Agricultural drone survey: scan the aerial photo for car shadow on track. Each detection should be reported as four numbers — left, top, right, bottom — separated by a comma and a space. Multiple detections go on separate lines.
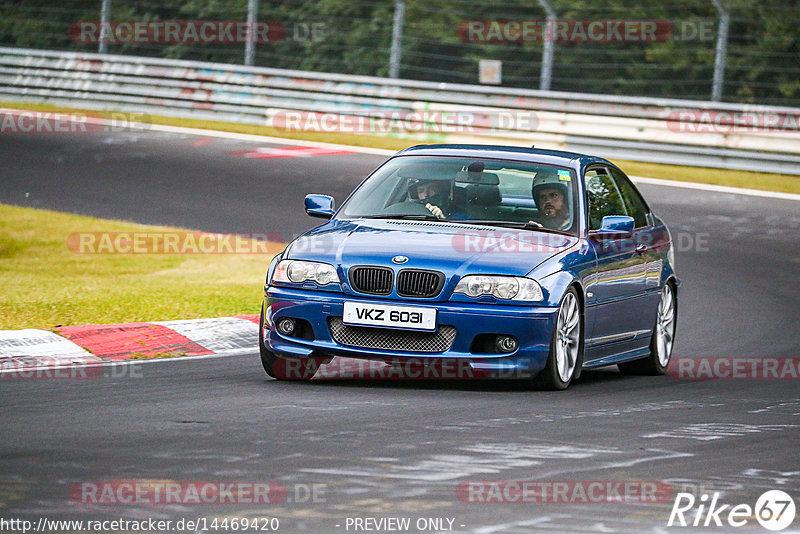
262, 367, 659, 393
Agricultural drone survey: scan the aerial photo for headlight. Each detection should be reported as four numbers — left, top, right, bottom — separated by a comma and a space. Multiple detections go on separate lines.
454, 275, 543, 301
272, 260, 340, 286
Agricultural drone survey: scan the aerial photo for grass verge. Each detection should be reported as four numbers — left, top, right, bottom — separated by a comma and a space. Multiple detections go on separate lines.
3, 101, 798, 194
0, 203, 279, 329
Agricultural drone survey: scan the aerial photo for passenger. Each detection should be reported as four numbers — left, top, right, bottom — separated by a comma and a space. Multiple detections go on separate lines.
531, 170, 571, 230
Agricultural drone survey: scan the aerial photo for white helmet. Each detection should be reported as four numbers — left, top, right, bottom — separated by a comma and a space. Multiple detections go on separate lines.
532, 168, 569, 210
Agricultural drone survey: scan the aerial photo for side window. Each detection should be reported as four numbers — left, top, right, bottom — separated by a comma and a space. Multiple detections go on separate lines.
585, 168, 627, 230
611, 168, 649, 228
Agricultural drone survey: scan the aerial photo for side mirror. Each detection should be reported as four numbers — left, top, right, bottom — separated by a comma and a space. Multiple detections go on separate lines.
304, 194, 335, 219
597, 215, 634, 234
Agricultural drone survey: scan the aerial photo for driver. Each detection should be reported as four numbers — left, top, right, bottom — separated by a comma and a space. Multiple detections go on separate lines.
531, 170, 571, 230
408, 178, 449, 219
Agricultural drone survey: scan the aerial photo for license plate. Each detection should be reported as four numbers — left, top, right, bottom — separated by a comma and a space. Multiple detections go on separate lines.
343, 302, 437, 331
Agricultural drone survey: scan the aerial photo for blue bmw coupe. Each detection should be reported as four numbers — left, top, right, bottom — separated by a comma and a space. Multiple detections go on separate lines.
260, 145, 678, 389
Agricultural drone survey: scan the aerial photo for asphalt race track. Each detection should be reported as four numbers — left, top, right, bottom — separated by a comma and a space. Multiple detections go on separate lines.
1, 128, 799, 533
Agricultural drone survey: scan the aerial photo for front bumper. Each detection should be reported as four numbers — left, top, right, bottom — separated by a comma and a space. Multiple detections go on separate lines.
263, 286, 559, 377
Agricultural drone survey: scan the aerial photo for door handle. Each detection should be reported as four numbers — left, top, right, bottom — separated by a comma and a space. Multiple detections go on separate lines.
635, 244, 647, 254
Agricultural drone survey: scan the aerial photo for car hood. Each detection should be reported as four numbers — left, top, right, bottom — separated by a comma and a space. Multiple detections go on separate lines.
285, 219, 578, 278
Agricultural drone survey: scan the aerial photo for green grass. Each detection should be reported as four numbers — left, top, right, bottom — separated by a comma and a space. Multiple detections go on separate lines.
0, 204, 279, 329
4, 100, 798, 194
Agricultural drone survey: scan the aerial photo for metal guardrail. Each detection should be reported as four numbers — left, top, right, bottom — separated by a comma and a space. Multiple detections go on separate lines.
2, 46, 799, 174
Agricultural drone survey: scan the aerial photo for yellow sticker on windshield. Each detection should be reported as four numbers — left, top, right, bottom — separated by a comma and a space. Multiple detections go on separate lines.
558, 170, 571, 181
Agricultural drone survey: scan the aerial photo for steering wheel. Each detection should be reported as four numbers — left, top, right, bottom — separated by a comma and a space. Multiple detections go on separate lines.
382, 201, 435, 216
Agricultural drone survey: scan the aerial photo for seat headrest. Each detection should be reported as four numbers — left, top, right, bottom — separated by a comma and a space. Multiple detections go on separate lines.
465, 184, 501, 206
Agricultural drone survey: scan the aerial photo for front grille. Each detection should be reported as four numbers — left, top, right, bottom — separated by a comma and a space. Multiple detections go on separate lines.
397, 269, 445, 298
328, 317, 456, 353
349, 266, 393, 295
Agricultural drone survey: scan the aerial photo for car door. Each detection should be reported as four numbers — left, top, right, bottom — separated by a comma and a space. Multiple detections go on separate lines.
610, 166, 666, 325
583, 166, 649, 360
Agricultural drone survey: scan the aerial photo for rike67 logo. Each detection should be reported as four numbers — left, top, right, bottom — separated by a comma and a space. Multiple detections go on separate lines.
668, 490, 796, 531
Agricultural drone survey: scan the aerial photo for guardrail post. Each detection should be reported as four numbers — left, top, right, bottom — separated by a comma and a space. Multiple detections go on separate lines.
536, 0, 556, 91
98, 0, 111, 54
389, 0, 405, 78
244, 0, 258, 66
711, 0, 729, 102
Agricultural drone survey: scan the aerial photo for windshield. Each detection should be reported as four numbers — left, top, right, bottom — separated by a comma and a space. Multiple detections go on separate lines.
339, 155, 578, 234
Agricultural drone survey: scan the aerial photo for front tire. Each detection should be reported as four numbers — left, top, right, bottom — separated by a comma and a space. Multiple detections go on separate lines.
259, 304, 319, 381
618, 283, 676, 376
532, 288, 583, 390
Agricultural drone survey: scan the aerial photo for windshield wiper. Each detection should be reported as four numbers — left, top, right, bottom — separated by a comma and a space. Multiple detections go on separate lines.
355, 216, 569, 234
359, 214, 450, 221
466, 220, 572, 234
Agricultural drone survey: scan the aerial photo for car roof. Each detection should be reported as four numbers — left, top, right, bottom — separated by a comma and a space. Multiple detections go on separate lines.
395, 144, 613, 169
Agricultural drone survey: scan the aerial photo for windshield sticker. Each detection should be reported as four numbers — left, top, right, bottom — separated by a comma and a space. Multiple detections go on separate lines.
558, 170, 571, 181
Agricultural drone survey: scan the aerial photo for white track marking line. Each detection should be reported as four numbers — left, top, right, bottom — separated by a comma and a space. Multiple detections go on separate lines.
4, 107, 797, 198
146, 121, 396, 155
630, 175, 800, 201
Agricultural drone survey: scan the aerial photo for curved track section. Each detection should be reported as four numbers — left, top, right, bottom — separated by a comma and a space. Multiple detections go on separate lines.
1, 129, 799, 533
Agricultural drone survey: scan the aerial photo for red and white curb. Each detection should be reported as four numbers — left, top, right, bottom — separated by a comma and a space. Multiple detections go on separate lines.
0, 315, 259, 375
0, 329, 103, 372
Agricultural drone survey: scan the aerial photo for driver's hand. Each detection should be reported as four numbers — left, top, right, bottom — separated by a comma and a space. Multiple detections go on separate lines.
526, 220, 543, 228
426, 203, 445, 219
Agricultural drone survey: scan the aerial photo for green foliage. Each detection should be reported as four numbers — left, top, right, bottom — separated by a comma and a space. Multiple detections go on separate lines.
0, 0, 797, 105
